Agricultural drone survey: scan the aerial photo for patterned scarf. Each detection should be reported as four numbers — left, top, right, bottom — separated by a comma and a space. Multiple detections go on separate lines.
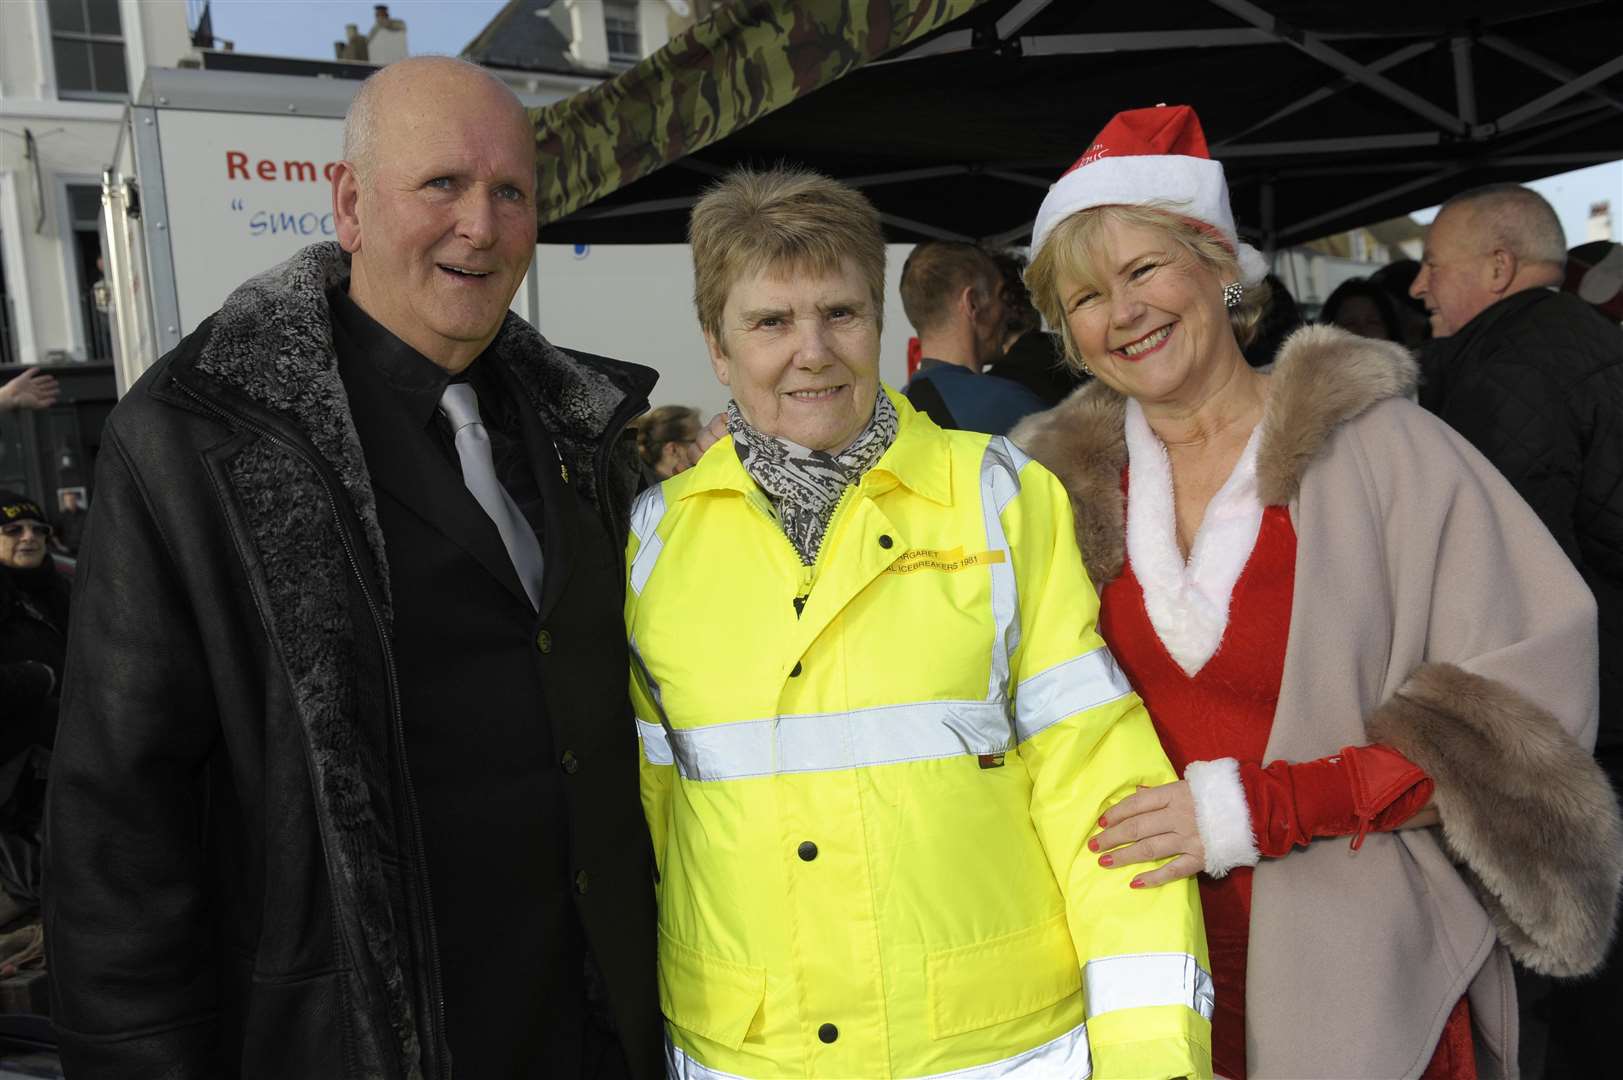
728, 391, 900, 565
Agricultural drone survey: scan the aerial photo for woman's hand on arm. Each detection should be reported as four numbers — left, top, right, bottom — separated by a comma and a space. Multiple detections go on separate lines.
1090, 781, 1206, 888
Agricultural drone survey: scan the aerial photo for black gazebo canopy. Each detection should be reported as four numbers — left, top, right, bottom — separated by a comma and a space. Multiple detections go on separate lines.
538, 0, 1623, 249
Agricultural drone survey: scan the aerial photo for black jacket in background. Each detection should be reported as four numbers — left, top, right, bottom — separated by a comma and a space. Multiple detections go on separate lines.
1420, 288, 1623, 749
44, 244, 661, 1079
0, 563, 69, 760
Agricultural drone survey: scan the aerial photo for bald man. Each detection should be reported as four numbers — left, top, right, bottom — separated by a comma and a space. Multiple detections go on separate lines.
46, 58, 661, 1079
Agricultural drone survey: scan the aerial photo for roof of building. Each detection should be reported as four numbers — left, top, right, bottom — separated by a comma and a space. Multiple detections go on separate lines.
463, 0, 607, 77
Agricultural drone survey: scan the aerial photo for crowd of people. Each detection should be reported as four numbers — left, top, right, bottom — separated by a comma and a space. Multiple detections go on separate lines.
0, 52, 1617, 1080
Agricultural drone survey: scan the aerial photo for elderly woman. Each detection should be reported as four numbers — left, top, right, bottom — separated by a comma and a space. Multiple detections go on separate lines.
625, 167, 1212, 1078
1012, 105, 1622, 1079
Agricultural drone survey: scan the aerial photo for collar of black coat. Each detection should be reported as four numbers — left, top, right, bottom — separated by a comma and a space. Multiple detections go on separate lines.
189, 241, 655, 533
1010, 324, 1417, 588
1419, 287, 1573, 407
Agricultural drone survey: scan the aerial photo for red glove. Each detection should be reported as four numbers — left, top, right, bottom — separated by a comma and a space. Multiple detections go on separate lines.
1241, 744, 1434, 858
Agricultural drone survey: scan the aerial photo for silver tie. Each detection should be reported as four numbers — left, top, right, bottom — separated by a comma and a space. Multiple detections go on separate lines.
439, 382, 545, 610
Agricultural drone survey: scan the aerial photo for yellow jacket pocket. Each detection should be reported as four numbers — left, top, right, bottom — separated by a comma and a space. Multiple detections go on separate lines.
658, 929, 766, 1051
926, 912, 1081, 1039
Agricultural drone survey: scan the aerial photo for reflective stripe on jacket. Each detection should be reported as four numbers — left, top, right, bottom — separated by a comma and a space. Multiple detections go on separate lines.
626, 390, 1212, 1079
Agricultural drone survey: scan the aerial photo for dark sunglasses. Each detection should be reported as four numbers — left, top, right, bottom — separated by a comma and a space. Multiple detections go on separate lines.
0, 522, 52, 539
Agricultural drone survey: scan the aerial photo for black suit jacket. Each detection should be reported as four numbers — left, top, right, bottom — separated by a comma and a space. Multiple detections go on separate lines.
339, 322, 639, 1075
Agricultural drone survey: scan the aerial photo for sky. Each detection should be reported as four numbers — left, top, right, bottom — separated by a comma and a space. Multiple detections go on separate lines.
206, 0, 507, 63
203, 0, 1622, 248
1413, 160, 1623, 247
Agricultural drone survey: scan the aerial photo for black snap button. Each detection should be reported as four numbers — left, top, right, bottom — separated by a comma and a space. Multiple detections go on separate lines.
818, 1023, 838, 1043
574, 870, 589, 894
790, 662, 802, 678
797, 841, 818, 861
536, 629, 553, 654
877, 534, 893, 549
561, 750, 580, 774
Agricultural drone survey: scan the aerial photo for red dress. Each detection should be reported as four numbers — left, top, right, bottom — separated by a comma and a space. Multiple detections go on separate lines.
1099, 499, 1474, 1079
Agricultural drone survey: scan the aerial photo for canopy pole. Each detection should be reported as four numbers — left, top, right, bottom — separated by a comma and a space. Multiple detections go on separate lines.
1207, 0, 1468, 136
1494, 51, 1623, 132
1480, 37, 1623, 117
1275, 107, 1618, 243
1212, 41, 1434, 148
1260, 180, 1277, 270
1451, 36, 1478, 127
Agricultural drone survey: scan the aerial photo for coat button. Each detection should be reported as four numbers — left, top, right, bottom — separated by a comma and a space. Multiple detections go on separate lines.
574, 870, 589, 894
877, 534, 893, 549
790, 661, 802, 678
797, 841, 817, 861
536, 629, 553, 653
818, 1023, 838, 1043
561, 750, 579, 774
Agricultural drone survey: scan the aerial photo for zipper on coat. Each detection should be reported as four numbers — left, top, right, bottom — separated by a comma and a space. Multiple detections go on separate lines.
174, 379, 448, 1080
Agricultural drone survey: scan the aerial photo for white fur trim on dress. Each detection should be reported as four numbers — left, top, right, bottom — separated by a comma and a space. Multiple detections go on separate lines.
1185, 758, 1260, 878
1124, 398, 1264, 677
1031, 154, 1267, 285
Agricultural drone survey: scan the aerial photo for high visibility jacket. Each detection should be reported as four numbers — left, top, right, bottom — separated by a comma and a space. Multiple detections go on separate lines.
626, 390, 1212, 1079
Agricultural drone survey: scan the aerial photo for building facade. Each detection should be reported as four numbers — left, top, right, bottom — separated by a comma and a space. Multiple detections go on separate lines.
0, 0, 193, 366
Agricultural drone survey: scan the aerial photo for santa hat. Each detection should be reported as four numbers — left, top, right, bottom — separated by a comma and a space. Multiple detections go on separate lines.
1031, 104, 1268, 285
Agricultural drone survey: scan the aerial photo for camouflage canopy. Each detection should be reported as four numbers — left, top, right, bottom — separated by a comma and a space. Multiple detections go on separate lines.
532, 0, 989, 226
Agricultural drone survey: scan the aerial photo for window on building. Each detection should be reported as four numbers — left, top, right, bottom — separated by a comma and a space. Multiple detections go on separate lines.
604, 1, 640, 65
49, 0, 129, 100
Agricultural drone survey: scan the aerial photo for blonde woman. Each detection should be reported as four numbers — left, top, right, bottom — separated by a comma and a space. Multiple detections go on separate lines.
1013, 104, 1621, 1078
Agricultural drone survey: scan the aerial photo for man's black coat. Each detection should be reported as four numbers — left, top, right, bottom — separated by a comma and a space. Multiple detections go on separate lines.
44, 244, 661, 1079
1421, 287, 1623, 750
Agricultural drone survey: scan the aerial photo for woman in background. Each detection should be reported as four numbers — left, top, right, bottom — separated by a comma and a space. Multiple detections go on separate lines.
1319, 276, 1407, 343
632, 404, 701, 483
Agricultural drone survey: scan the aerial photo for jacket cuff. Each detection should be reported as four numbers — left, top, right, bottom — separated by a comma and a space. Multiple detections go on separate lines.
1369, 661, 1623, 977
1185, 758, 1260, 878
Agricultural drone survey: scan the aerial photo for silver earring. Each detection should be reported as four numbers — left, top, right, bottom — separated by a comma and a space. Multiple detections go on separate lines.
1222, 281, 1244, 309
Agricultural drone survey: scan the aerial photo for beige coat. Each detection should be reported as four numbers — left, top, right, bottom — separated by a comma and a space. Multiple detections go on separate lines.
1013, 326, 1623, 1079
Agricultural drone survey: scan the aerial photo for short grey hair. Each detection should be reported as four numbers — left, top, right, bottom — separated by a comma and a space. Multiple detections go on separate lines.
342, 55, 527, 182
1440, 183, 1568, 269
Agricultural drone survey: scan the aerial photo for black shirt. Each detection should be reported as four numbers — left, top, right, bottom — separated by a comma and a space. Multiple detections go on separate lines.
330, 288, 587, 1077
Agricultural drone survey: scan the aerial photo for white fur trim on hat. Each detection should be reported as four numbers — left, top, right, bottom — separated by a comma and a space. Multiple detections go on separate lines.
1185, 757, 1260, 878
1032, 154, 1268, 285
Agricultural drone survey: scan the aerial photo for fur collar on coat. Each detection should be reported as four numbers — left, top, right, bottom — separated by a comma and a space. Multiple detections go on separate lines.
1010, 324, 1417, 589
191, 241, 653, 617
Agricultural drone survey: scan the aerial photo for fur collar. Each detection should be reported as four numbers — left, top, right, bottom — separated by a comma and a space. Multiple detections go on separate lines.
190, 242, 654, 612
1011, 325, 1417, 588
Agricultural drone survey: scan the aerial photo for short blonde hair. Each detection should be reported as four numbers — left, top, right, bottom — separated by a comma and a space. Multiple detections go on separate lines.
1025, 204, 1269, 370
688, 167, 887, 340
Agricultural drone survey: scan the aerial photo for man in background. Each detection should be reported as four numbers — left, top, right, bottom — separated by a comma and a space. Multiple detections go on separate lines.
901, 241, 1048, 434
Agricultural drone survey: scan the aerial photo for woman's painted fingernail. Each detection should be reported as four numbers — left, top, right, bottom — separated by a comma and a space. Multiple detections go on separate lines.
1129, 878, 1145, 889
1098, 816, 1108, 828
1098, 854, 1114, 867
1087, 837, 1099, 852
